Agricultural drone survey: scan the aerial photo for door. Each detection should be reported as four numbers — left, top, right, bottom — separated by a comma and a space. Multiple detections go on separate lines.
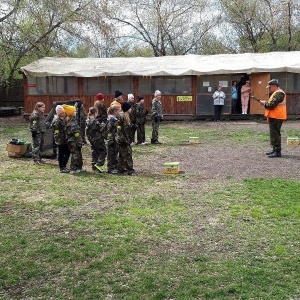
249, 73, 270, 115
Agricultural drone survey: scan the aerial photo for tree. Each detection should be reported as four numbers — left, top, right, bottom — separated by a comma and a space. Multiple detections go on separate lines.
110, 0, 220, 56
219, 0, 300, 53
0, 0, 93, 83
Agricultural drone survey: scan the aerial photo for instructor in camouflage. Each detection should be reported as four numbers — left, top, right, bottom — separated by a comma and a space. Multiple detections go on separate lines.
260, 79, 287, 158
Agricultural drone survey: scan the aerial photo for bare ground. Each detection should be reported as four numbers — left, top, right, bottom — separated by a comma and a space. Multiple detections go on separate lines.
1, 117, 300, 182
136, 120, 300, 182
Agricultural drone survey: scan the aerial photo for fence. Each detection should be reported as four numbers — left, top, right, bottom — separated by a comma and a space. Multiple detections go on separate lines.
0, 79, 24, 107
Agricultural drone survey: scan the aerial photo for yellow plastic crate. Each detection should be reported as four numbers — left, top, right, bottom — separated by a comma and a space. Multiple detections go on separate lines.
287, 137, 300, 146
163, 162, 180, 174
189, 136, 200, 144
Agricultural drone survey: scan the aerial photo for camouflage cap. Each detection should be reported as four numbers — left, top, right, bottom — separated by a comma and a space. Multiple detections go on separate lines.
266, 79, 279, 88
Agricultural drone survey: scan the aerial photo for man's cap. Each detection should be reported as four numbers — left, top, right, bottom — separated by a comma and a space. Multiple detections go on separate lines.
267, 79, 279, 88
137, 96, 144, 102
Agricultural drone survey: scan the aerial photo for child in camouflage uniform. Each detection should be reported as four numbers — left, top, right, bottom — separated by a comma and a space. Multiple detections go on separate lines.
135, 96, 148, 144
106, 105, 121, 174
79, 106, 87, 144
127, 93, 137, 144
51, 105, 70, 173
116, 102, 137, 175
151, 90, 163, 144
63, 104, 85, 174
29, 102, 46, 164
94, 93, 108, 121
86, 107, 107, 173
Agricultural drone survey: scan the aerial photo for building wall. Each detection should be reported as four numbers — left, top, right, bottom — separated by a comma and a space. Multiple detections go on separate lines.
23, 73, 300, 116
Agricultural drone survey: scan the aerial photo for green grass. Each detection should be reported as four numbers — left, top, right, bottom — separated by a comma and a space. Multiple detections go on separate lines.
0, 121, 300, 299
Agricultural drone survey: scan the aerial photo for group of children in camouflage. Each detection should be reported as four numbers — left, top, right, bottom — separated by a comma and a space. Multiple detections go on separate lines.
29, 89, 164, 175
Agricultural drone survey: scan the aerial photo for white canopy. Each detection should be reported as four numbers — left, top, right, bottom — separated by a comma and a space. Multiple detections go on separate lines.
20, 51, 300, 77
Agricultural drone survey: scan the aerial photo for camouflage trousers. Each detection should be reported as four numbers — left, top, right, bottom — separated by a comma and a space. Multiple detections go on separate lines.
137, 124, 146, 144
32, 133, 44, 161
107, 140, 118, 172
90, 138, 107, 166
68, 141, 83, 171
151, 119, 160, 142
131, 127, 137, 143
118, 143, 133, 173
268, 118, 283, 151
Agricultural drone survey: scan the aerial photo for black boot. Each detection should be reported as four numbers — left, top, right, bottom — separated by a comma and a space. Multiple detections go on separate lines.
265, 150, 275, 155
268, 151, 281, 158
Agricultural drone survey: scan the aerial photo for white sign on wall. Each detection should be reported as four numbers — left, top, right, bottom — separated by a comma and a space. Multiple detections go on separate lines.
219, 81, 228, 87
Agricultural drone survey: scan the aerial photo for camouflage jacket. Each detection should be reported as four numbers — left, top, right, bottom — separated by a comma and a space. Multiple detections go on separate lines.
151, 98, 163, 119
135, 104, 148, 125
116, 113, 131, 145
106, 115, 118, 142
86, 117, 106, 142
29, 110, 46, 133
129, 102, 137, 124
51, 115, 67, 145
65, 116, 82, 143
96, 102, 108, 122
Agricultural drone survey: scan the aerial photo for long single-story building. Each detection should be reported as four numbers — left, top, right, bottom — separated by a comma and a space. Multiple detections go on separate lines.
20, 52, 300, 118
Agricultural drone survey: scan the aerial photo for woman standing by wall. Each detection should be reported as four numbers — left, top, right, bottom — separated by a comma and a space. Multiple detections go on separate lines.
241, 80, 251, 114
212, 85, 226, 122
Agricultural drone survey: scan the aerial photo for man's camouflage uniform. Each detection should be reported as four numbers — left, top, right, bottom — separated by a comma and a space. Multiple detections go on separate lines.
86, 117, 107, 170
151, 97, 163, 143
96, 102, 108, 121
65, 116, 83, 171
116, 113, 135, 174
135, 103, 148, 144
264, 91, 285, 153
51, 115, 70, 170
106, 114, 119, 173
29, 110, 46, 162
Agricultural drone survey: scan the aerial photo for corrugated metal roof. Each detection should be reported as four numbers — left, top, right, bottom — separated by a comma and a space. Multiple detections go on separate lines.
20, 51, 300, 77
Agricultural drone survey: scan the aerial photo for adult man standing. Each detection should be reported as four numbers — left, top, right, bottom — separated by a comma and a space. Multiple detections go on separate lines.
151, 90, 163, 144
260, 79, 287, 158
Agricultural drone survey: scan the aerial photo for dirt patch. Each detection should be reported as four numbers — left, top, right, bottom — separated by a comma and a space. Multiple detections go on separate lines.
2, 117, 300, 181
138, 121, 300, 181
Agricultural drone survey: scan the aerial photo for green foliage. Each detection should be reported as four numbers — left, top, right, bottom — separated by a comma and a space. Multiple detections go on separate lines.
1, 121, 300, 299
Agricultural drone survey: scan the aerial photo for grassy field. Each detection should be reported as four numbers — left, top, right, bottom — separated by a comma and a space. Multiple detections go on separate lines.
0, 120, 300, 300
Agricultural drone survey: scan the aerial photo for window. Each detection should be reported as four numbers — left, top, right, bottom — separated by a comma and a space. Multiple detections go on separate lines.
83, 77, 133, 95
83, 78, 107, 95
272, 73, 300, 93
107, 77, 133, 95
27, 76, 78, 95
138, 76, 191, 95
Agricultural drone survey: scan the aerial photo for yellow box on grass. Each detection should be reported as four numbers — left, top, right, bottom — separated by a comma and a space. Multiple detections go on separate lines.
163, 162, 180, 174
189, 137, 200, 144
287, 137, 300, 146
